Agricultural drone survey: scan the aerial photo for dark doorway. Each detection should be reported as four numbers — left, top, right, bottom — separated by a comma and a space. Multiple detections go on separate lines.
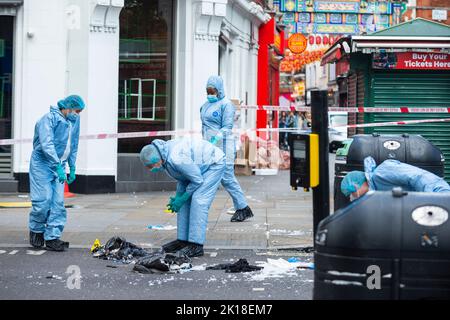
0, 15, 13, 177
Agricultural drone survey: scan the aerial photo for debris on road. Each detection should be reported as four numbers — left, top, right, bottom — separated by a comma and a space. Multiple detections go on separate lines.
91, 236, 157, 263
133, 253, 192, 274
91, 236, 192, 274
246, 258, 313, 281
206, 258, 262, 273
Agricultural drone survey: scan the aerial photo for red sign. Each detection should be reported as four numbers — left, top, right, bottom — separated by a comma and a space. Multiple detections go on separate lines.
372, 52, 450, 70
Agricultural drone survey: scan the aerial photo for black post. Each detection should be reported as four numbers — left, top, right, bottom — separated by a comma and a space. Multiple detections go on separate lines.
311, 90, 330, 244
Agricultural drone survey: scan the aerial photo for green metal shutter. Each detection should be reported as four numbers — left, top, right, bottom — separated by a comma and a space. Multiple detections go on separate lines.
367, 71, 450, 182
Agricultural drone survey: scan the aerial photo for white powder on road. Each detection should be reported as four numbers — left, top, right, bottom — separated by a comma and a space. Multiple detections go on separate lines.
245, 258, 303, 281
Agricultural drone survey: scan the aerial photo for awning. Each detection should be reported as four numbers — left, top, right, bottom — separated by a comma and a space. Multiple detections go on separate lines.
321, 37, 351, 66
352, 36, 450, 53
321, 45, 342, 66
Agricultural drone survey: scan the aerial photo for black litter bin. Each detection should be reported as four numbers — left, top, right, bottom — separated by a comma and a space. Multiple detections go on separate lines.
334, 133, 445, 211
314, 189, 450, 300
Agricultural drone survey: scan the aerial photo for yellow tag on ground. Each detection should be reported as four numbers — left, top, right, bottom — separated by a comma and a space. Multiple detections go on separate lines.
91, 239, 101, 252
0, 202, 32, 208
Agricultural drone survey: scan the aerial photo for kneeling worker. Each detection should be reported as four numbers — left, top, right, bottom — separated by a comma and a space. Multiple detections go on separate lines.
140, 138, 225, 257
341, 156, 450, 201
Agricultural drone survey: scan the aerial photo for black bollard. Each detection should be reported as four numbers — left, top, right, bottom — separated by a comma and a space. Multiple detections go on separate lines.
311, 90, 330, 245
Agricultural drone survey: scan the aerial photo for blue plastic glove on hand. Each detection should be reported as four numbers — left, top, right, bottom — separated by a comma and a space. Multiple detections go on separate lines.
56, 164, 67, 184
166, 192, 183, 212
167, 192, 191, 213
67, 166, 76, 185
210, 135, 221, 145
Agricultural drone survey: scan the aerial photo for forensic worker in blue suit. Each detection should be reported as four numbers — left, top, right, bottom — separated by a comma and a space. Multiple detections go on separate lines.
341, 156, 450, 201
140, 138, 226, 257
200, 75, 254, 222
29, 95, 85, 251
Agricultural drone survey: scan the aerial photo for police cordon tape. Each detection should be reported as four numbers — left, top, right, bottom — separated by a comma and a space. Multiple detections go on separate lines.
130, 105, 450, 113
1, 118, 450, 146
236, 105, 450, 113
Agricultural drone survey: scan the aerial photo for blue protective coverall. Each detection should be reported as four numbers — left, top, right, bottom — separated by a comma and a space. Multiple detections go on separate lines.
364, 156, 450, 193
29, 106, 79, 241
200, 75, 248, 211
152, 138, 226, 245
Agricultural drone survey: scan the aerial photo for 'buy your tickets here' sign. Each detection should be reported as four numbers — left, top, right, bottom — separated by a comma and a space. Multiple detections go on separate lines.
372, 52, 450, 70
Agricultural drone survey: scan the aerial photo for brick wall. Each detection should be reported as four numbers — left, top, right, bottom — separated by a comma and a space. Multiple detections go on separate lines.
404, 0, 450, 25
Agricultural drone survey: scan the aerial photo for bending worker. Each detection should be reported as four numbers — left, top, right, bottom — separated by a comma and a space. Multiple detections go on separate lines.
341, 156, 450, 201
140, 137, 225, 258
29, 95, 85, 251
200, 75, 254, 222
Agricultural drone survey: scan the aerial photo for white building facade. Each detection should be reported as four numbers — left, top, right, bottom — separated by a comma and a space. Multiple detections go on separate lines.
0, 0, 269, 193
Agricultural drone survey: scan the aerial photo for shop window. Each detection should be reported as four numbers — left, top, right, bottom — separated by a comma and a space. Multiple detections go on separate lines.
118, 0, 173, 153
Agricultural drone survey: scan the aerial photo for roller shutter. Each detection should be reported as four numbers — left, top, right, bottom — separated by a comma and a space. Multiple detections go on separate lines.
367, 71, 450, 182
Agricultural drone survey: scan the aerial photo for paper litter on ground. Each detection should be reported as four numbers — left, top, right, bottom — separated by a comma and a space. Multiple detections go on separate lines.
147, 224, 177, 231
245, 258, 313, 281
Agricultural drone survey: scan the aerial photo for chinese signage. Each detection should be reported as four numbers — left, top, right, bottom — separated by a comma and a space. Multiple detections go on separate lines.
288, 33, 307, 54
372, 52, 450, 70
279, 0, 392, 14
277, 1, 398, 36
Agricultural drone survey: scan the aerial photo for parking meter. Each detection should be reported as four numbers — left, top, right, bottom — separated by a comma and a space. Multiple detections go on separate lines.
288, 133, 319, 191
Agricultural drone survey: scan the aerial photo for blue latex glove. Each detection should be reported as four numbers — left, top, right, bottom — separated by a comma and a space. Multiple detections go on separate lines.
166, 192, 183, 212
67, 166, 76, 185
56, 163, 67, 184
210, 135, 221, 145
167, 192, 191, 213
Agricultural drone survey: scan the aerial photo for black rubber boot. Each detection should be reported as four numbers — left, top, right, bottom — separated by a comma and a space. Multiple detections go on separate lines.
162, 239, 188, 253
230, 206, 254, 222
175, 242, 204, 258
45, 239, 66, 252
29, 231, 44, 248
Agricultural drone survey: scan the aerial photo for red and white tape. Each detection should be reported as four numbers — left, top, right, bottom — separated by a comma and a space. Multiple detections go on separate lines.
2, 118, 450, 146
237, 105, 450, 113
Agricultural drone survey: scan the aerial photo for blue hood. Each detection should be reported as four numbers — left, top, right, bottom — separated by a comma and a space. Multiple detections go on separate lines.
50, 105, 66, 120
151, 139, 169, 163
206, 75, 225, 100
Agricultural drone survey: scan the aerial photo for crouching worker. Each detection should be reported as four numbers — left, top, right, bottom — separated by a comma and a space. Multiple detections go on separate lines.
140, 138, 226, 257
29, 95, 85, 251
341, 156, 450, 201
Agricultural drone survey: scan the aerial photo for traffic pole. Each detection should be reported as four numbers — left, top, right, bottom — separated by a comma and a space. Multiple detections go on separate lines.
311, 90, 330, 244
